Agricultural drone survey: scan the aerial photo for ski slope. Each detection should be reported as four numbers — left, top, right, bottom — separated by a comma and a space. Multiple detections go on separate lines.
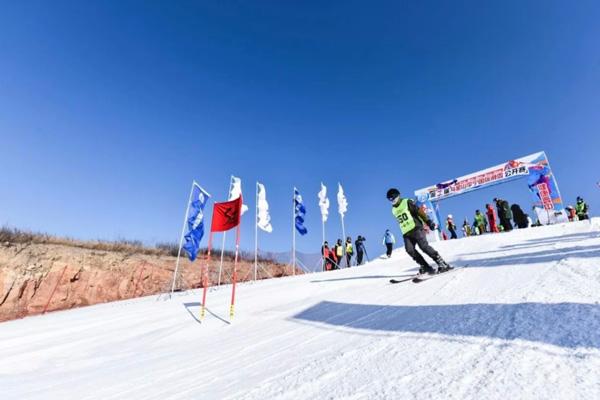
2, 220, 600, 400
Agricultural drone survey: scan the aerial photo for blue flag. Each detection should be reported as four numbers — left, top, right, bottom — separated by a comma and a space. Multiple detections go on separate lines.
294, 188, 308, 235
183, 184, 211, 261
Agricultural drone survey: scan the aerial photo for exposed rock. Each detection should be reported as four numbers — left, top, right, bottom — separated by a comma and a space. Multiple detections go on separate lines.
0, 242, 294, 322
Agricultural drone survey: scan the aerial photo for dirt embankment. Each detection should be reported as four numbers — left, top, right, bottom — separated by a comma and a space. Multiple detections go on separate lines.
0, 241, 292, 322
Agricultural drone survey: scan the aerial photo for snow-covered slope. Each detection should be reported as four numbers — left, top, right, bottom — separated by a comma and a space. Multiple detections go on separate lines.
2, 220, 600, 400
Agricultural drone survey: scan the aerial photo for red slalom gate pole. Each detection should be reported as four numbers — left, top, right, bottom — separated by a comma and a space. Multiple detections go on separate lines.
230, 225, 241, 320
200, 232, 214, 320
43, 265, 68, 315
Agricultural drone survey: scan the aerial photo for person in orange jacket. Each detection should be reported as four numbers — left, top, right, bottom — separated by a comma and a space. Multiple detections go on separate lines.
321, 241, 339, 271
486, 203, 500, 233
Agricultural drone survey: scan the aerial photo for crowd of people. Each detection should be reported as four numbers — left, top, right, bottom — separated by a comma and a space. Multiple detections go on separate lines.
320, 194, 590, 272
453, 197, 528, 237
447, 196, 590, 239
321, 235, 367, 271
566, 196, 589, 221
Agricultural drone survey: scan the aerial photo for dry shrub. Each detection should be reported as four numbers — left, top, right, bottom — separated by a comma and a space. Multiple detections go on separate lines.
0, 226, 273, 263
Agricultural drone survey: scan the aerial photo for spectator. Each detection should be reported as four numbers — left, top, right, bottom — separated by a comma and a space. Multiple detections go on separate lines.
576, 196, 589, 220
355, 236, 367, 265
334, 239, 344, 267
446, 215, 458, 239
472, 219, 480, 235
462, 218, 472, 237
494, 198, 513, 231
382, 229, 395, 258
510, 203, 530, 228
474, 209, 487, 234
486, 203, 500, 233
345, 237, 353, 267
321, 241, 336, 271
566, 205, 578, 222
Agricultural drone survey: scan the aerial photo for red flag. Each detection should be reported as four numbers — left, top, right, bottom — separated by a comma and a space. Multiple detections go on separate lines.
211, 197, 242, 232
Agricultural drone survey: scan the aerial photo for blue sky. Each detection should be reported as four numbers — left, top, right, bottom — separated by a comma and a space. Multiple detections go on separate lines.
1, 1, 599, 256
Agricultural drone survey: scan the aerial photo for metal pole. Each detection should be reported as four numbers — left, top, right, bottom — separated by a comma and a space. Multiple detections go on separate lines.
230, 224, 241, 320
292, 187, 296, 276
341, 215, 346, 267
217, 234, 226, 286
322, 217, 325, 249
218, 175, 234, 286
200, 232, 214, 320
321, 216, 325, 272
170, 180, 195, 296
543, 151, 566, 224
254, 183, 259, 281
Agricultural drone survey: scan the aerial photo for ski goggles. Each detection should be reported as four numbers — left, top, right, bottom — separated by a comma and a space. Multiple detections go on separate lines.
388, 195, 401, 205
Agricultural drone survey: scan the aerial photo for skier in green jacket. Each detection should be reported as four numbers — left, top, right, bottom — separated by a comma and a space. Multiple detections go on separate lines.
386, 188, 452, 275
576, 196, 589, 220
474, 210, 487, 234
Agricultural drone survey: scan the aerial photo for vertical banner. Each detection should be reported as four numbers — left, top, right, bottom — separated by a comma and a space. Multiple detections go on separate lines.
170, 181, 211, 297
293, 188, 307, 275
415, 194, 441, 242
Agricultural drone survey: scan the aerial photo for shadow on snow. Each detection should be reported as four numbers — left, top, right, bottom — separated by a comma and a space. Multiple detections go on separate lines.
183, 302, 231, 325
461, 244, 600, 268
292, 301, 600, 349
310, 274, 414, 283
459, 231, 599, 256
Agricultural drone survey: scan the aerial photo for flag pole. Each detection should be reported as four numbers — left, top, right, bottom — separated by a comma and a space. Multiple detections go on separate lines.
341, 214, 347, 267
321, 183, 326, 245
217, 234, 226, 286
254, 181, 258, 282
230, 223, 241, 320
170, 180, 196, 297
321, 216, 325, 272
339, 182, 347, 268
200, 231, 214, 320
218, 175, 234, 286
292, 187, 296, 276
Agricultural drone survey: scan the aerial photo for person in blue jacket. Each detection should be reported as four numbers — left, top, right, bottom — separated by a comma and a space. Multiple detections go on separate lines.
382, 229, 395, 258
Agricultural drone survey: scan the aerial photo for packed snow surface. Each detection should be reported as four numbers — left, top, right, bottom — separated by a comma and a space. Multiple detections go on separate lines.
2, 220, 600, 399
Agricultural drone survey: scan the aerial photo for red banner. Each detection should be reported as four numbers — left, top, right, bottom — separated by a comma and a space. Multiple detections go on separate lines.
210, 197, 242, 232
537, 183, 554, 210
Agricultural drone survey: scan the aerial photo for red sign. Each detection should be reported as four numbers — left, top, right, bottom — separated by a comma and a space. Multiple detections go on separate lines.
537, 183, 554, 210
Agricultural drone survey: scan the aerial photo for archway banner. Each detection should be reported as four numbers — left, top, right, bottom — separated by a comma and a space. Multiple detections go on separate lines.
415, 151, 565, 225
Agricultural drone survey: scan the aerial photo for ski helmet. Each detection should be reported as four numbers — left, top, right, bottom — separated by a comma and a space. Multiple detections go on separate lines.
448, 214, 453, 219
386, 188, 400, 201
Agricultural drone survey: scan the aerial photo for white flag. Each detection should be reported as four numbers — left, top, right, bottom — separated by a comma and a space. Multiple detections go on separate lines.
229, 176, 249, 215
257, 183, 273, 233
337, 183, 348, 217
318, 183, 330, 222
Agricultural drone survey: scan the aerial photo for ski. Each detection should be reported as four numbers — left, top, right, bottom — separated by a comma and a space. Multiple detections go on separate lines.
389, 277, 416, 284
412, 265, 467, 283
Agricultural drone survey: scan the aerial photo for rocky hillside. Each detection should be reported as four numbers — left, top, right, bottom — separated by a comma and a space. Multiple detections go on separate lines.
0, 240, 292, 322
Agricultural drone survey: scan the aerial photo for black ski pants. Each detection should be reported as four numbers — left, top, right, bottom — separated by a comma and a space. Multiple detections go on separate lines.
356, 251, 364, 265
403, 229, 441, 268
500, 217, 513, 231
385, 243, 393, 257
